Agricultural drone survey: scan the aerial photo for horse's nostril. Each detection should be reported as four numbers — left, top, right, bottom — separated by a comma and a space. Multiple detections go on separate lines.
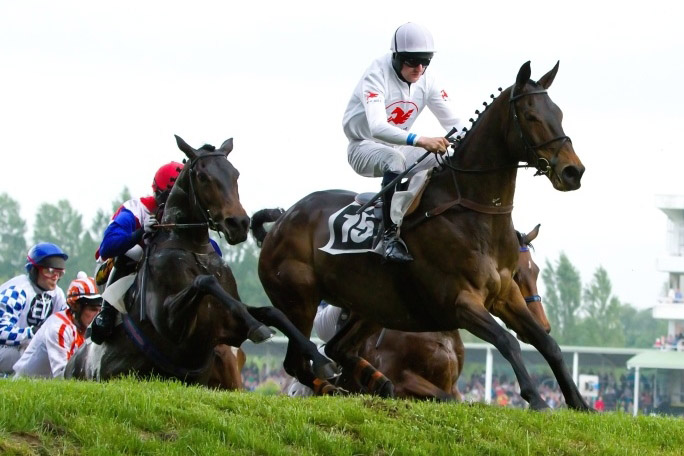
562, 165, 584, 187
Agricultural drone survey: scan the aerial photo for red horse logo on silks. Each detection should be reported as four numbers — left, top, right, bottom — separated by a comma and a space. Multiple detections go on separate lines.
365, 91, 379, 102
441, 89, 449, 101
387, 107, 414, 125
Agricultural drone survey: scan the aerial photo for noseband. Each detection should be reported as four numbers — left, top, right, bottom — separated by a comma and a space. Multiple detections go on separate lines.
509, 88, 571, 177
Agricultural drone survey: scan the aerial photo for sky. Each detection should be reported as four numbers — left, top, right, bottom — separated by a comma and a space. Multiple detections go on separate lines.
1, 0, 683, 310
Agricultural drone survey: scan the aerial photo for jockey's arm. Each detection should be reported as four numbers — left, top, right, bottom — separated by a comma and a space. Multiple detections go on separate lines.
99, 209, 144, 260
0, 289, 32, 346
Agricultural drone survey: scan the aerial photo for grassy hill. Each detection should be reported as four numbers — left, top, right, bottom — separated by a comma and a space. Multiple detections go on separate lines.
1, 377, 682, 455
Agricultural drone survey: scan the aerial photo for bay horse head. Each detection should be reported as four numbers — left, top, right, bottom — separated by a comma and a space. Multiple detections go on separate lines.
514, 224, 551, 341
171, 135, 250, 244
508, 61, 584, 191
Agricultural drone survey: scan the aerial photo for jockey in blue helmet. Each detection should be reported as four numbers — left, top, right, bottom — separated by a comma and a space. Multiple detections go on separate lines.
0, 242, 68, 374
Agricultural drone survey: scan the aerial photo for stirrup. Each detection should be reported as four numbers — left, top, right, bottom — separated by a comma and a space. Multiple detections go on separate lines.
382, 229, 413, 263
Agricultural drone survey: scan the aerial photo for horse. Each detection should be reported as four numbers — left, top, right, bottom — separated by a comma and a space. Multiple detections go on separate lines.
65, 136, 334, 384
254, 61, 590, 411
207, 345, 247, 390
346, 224, 547, 401
254, 217, 544, 401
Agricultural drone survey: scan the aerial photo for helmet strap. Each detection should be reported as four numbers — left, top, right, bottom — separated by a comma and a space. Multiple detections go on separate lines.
391, 53, 410, 85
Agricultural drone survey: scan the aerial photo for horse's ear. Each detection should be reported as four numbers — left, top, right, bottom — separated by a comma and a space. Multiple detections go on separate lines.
537, 61, 559, 89
219, 138, 234, 156
175, 135, 197, 160
514, 61, 532, 94
524, 223, 541, 244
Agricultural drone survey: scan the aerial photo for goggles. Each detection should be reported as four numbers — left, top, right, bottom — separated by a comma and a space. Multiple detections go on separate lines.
402, 57, 431, 68
40, 267, 65, 278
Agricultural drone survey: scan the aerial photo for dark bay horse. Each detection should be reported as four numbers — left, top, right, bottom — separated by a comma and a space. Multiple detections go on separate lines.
254, 216, 544, 401
65, 136, 333, 384
256, 61, 590, 410
345, 224, 547, 401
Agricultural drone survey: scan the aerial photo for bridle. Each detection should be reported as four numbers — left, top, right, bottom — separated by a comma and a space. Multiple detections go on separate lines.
437, 85, 571, 178
509, 87, 571, 177
156, 151, 228, 233
518, 244, 542, 305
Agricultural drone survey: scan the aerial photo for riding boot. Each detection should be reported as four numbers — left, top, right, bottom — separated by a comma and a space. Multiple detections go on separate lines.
90, 257, 130, 344
90, 300, 117, 344
380, 172, 413, 263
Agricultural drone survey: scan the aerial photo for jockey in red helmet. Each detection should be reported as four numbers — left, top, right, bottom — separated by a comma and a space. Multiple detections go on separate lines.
92, 160, 224, 344
92, 162, 182, 344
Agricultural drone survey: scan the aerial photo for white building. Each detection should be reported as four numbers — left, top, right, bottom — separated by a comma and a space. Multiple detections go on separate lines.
653, 194, 684, 343
627, 195, 684, 416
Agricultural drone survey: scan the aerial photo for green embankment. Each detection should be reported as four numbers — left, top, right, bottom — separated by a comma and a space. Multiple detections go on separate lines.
1, 377, 682, 455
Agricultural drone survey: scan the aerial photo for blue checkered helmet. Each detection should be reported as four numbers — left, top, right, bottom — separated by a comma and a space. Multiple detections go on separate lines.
25, 242, 68, 272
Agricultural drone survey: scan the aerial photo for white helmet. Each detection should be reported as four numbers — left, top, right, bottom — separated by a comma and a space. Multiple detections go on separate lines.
390, 22, 435, 53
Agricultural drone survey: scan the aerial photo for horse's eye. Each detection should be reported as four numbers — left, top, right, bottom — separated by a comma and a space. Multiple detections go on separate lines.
197, 172, 209, 183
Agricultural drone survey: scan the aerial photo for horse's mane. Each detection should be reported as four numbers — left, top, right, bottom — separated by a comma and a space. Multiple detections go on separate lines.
199, 144, 216, 151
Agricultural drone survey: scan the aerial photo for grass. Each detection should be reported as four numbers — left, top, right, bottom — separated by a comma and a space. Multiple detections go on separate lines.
1, 377, 682, 455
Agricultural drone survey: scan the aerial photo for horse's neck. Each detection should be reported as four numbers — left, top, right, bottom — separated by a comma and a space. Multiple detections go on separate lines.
437, 90, 519, 206
161, 185, 211, 244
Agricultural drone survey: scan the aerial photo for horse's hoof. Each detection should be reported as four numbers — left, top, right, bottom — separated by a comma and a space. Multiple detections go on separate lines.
313, 360, 339, 380
376, 379, 395, 398
248, 325, 274, 344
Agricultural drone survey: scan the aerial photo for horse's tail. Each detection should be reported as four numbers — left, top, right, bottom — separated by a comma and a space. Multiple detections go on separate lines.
250, 208, 286, 246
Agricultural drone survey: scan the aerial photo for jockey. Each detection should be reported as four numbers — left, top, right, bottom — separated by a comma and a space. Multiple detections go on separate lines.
342, 22, 466, 263
13, 272, 102, 378
91, 161, 183, 344
0, 242, 68, 374
91, 161, 223, 343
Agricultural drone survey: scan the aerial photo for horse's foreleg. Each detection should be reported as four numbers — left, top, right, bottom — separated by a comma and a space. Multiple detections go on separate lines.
325, 315, 394, 398
456, 290, 549, 410
164, 275, 273, 343
245, 306, 337, 380
493, 288, 593, 412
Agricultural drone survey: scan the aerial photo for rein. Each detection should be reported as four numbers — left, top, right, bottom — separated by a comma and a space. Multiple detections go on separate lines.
409, 85, 571, 223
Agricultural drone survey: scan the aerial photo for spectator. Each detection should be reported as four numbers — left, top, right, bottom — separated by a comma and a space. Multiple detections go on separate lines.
594, 395, 605, 412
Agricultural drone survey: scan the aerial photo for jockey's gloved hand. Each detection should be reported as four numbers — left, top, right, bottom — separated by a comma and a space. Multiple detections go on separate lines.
144, 215, 158, 234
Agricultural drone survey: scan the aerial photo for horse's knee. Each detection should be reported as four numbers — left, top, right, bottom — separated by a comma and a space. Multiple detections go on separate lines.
193, 274, 218, 291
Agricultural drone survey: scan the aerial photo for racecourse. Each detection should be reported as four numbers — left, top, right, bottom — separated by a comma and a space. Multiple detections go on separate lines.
0, 377, 682, 455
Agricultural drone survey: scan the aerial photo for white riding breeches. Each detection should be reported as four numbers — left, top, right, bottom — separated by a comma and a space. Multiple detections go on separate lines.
347, 139, 439, 178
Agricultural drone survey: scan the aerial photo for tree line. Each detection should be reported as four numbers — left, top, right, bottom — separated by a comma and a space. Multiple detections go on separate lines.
0, 191, 664, 348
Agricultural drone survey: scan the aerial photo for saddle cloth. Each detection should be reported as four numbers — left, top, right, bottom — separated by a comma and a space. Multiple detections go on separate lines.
319, 169, 431, 255
101, 274, 136, 315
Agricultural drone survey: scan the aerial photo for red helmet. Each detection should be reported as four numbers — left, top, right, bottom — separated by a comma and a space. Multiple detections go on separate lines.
152, 162, 183, 193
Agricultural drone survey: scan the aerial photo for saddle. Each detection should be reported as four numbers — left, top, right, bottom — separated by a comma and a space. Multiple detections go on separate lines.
319, 170, 432, 256
354, 168, 432, 227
